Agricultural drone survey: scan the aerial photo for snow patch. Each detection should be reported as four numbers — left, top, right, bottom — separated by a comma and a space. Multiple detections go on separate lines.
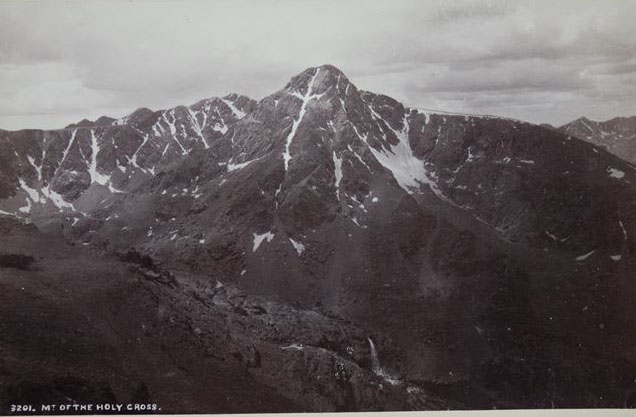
362, 114, 443, 198
162, 111, 188, 155
608, 168, 625, 179
610, 254, 622, 261
253, 231, 275, 252
575, 250, 596, 262
289, 237, 305, 255
332, 151, 343, 201
228, 157, 260, 172
221, 98, 246, 119
19, 179, 40, 203
88, 130, 123, 193
41, 185, 75, 210
545, 231, 558, 241
283, 68, 323, 170
619, 220, 628, 240
18, 198, 31, 213
282, 344, 305, 351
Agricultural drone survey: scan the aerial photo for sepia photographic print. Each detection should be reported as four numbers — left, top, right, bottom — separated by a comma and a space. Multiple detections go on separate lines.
1, 0, 636, 414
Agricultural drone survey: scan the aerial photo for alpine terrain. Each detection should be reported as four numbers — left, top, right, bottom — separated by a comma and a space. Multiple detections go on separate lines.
558, 115, 636, 165
1, 65, 635, 412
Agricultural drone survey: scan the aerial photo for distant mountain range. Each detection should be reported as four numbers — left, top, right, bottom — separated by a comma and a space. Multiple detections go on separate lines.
1, 65, 635, 411
555, 116, 636, 164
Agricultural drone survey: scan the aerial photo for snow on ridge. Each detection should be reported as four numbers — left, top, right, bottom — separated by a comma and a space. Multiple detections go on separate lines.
253, 231, 275, 252
408, 106, 524, 124
221, 98, 247, 119
289, 237, 305, 255
283, 68, 324, 171
332, 151, 343, 201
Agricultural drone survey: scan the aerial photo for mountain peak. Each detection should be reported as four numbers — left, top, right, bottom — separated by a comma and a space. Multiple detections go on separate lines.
576, 116, 595, 124
285, 64, 353, 98
115, 107, 155, 126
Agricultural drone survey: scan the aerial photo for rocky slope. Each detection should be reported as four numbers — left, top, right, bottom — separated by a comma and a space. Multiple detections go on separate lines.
0, 94, 255, 221
559, 115, 636, 165
1, 216, 460, 412
1, 65, 635, 410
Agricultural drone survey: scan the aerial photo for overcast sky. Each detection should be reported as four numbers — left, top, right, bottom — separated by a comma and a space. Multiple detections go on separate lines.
1, 0, 635, 130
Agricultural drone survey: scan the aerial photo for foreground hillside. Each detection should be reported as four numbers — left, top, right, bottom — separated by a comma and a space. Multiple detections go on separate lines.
1, 216, 463, 412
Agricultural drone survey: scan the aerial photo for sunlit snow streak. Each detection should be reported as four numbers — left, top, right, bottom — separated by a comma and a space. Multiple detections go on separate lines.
162, 110, 188, 155
619, 220, 628, 240
332, 151, 343, 201
221, 98, 246, 119
283, 68, 324, 171
89, 130, 123, 193
19, 178, 40, 203
227, 157, 261, 172
41, 185, 75, 210
130, 134, 150, 172
575, 250, 596, 261
187, 107, 209, 149
58, 129, 77, 172
27, 153, 43, 182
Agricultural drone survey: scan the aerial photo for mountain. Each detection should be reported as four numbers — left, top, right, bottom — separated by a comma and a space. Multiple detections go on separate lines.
0, 94, 256, 220
559, 116, 636, 164
1, 65, 635, 411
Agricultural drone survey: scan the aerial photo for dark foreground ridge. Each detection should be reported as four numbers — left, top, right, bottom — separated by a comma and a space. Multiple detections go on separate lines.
1, 65, 636, 412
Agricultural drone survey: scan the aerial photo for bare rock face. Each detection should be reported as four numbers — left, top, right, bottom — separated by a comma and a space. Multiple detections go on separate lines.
1, 65, 636, 410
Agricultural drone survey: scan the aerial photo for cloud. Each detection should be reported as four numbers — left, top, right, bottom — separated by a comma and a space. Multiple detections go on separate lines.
0, 0, 635, 129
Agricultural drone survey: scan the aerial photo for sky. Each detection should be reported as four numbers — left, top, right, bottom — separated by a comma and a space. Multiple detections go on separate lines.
1, 0, 635, 130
